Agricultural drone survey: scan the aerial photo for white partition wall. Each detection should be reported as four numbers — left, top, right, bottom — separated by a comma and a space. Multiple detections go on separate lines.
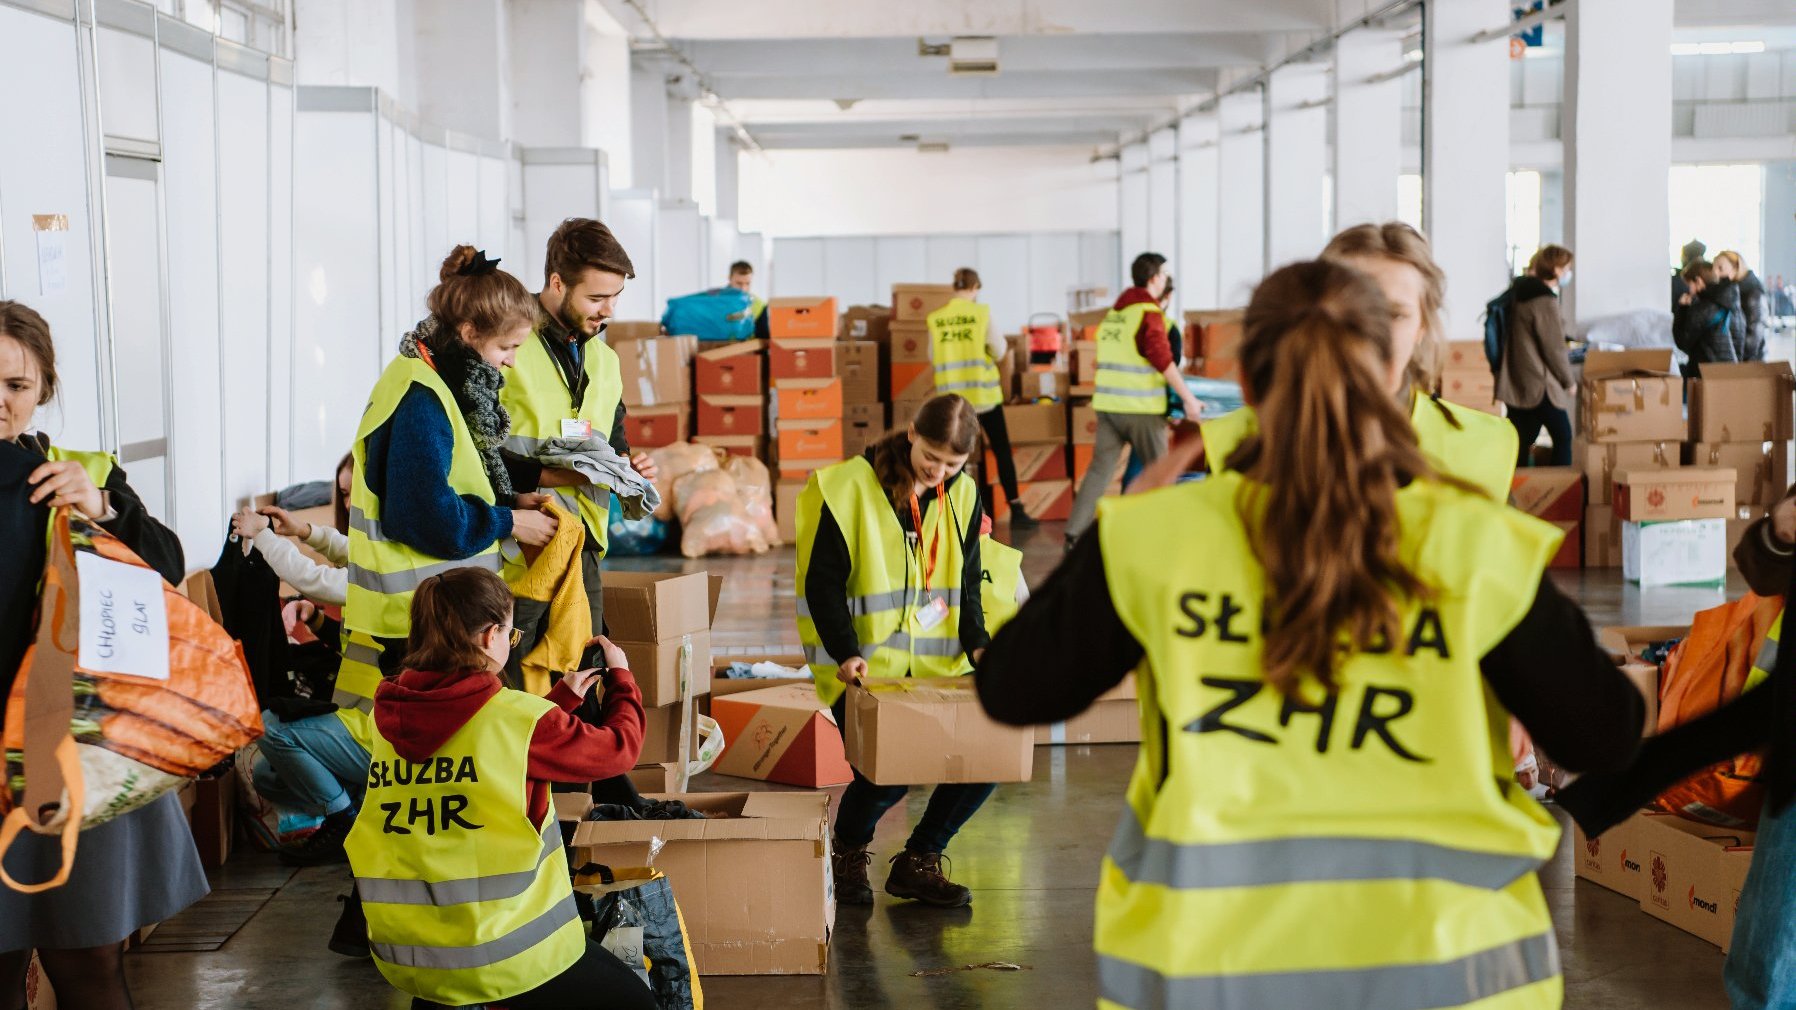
656, 199, 705, 310
520, 148, 611, 286
608, 189, 660, 321
217, 43, 277, 529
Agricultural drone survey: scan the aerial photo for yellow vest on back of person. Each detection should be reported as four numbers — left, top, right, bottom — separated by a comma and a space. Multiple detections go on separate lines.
331, 631, 384, 750
500, 329, 623, 565
346, 687, 582, 1006
1092, 471, 1564, 1010
1092, 303, 1169, 415
926, 297, 1001, 410
979, 536, 1024, 634
794, 457, 978, 707
346, 355, 503, 640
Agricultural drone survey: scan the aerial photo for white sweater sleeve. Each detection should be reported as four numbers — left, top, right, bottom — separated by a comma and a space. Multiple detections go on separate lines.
306, 522, 350, 566
252, 527, 349, 606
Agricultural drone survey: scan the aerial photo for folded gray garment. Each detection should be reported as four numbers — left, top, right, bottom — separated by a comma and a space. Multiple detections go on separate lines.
536, 436, 662, 520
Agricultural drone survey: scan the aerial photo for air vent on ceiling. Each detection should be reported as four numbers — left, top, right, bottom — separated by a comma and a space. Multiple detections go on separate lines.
918, 140, 951, 153
948, 36, 999, 75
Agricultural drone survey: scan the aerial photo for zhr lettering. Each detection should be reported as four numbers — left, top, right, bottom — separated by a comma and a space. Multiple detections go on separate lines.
379, 795, 482, 836
1186, 678, 1431, 763
938, 314, 979, 341
368, 755, 485, 835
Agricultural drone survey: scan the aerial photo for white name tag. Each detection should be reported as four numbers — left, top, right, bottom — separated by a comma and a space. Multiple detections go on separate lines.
76, 552, 170, 681
560, 418, 593, 439
913, 593, 949, 631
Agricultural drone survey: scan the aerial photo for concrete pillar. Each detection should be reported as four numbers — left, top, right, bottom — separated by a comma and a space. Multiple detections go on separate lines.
1177, 113, 1222, 310
582, 1, 633, 186
1217, 89, 1266, 305
411, 0, 511, 142
1563, 0, 1674, 323
1265, 63, 1330, 268
508, 0, 583, 147
1423, 0, 1511, 339
714, 129, 741, 222
1332, 26, 1404, 229
630, 58, 669, 195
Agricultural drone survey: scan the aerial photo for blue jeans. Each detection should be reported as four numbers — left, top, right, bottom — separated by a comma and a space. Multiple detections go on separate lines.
1726, 797, 1796, 1008
829, 697, 996, 854
252, 710, 370, 817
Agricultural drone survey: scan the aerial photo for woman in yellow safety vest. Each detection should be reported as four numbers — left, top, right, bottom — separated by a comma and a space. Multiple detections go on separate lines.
1183, 223, 1519, 501
795, 393, 994, 909
345, 566, 653, 1010
977, 261, 1647, 1010
0, 301, 207, 1010
926, 268, 1036, 526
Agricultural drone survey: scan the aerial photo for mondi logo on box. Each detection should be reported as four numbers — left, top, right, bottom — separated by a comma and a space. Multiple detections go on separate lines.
1620, 849, 1641, 876
1689, 886, 1720, 915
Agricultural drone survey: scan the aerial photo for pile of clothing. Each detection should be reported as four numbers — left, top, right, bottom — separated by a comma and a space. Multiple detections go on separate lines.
646, 443, 781, 558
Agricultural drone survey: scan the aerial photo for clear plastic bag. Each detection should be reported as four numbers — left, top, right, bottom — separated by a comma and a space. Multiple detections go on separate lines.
723, 455, 781, 546
648, 443, 720, 521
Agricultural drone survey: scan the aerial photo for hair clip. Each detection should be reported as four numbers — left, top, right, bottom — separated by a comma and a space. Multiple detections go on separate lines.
458, 250, 502, 277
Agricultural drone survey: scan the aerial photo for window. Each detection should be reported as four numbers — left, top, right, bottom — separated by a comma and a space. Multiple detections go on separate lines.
1669, 164, 1765, 271
164, 0, 289, 57
1398, 174, 1422, 231
1505, 170, 1542, 278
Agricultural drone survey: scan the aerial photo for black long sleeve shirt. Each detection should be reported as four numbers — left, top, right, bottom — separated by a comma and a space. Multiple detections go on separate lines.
978, 524, 1643, 776
803, 461, 987, 667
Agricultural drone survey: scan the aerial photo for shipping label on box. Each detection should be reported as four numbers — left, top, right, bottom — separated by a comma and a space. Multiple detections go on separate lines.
694, 340, 765, 396
696, 394, 766, 437
1614, 468, 1736, 521
769, 338, 837, 381
1623, 519, 1727, 586
1689, 361, 1795, 443
1572, 811, 1653, 900
774, 377, 844, 422
1509, 467, 1585, 521
711, 684, 853, 788
1637, 813, 1755, 949
572, 792, 834, 975
616, 631, 712, 708
846, 677, 1034, 786
613, 335, 696, 407
1003, 402, 1068, 444
835, 341, 881, 404
767, 296, 838, 339
622, 403, 689, 448
889, 321, 932, 363
892, 284, 954, 322
1583, 441, 1679, 505
1582, 349, 1685, 444
841, 305, 891, 342
1686, 441, 1788, 507
889, 361, 933, 401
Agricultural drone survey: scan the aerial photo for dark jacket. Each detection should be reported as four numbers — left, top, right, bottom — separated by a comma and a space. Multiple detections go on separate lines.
1495, 276, 1576, 412
1739, 271, 1769, 361
1673, 282, 1741, 376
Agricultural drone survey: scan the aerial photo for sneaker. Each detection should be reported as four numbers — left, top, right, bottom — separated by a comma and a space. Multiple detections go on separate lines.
885, 849, 972, 908
327, 890, 370, 958
1007, 502, 1039, 528
279, 807, 354, 867
832, 843, 874, 906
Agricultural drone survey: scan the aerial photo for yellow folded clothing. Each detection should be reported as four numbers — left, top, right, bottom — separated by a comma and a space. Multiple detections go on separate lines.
510, 499, 590, 695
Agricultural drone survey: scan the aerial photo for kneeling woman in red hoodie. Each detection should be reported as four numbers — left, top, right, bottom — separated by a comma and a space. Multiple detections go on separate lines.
344, 567, 656, 1010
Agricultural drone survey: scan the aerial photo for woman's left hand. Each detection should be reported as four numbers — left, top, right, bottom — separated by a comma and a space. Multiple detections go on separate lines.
28, 460, 105, 517
631, 452, 659, 482
232, 506, 272, 539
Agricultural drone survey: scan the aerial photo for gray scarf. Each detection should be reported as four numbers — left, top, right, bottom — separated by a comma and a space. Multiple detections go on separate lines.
399, 316, 513, 499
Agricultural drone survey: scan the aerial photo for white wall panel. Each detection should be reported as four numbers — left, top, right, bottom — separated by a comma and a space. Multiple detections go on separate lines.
736, 232, 767, 277
925, 236, 978, 285
874, 237, 928, 296
507, 155, 528, 272
522, 157, 606, 285
1147, 161, 1177, 256
101, 169, 165, 458
420, 141, 451, 299
268, 84, 295, 486
607, 190, 658, 321
769, 237, 824, 297
445, 148, 480, 249
655, 200, 704, 309
217, 69, 272, 509
821, 237, 877, 305
376, 112, 399, 346
709, 217, 739, 288
974, 235, 1030, 336
1080, 232, 1121, 298
1119, 171, 1150, 271
481, 156, 517, 281
97, 27, 158, 144
1026, 233, 1080, 321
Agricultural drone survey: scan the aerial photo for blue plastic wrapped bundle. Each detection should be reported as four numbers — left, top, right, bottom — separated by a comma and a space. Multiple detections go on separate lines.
606, 494, 670, 556
1168, 376, 1245, 421
661, 288, 756, 342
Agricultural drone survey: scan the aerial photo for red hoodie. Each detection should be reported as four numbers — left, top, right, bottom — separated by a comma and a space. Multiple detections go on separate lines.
373, 667, 646, 824
1115, 287, 1176, 373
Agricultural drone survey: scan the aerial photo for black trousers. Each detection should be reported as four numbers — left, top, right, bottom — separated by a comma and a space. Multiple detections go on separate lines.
409, 939, 657, 1010
1507, 398, 1573, 467
976, 405, 1020, 509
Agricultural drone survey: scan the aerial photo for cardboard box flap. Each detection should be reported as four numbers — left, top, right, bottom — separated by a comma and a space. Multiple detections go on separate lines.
1597, 625, 1690, 661
1694, 360, 1795, 384
555, 793, 595, 823
697, 339, 766, 361
1615, 467, 1737, 487
697, 393, 765, 408
601, 570, 712, 641
1584, 348, 1677, 379
707, 574, 723, 626
569, 792, 829, 847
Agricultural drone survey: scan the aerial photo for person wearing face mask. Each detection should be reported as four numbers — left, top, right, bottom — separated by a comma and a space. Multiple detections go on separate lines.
1496, 245, 1578, 467
1673, 259, 1742, 377
795, 393, 994, 909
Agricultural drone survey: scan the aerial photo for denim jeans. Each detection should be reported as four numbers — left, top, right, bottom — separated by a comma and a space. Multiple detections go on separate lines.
252, 710, 370, 816
829, 697, 996, 854
1726, 797, 1796, 1008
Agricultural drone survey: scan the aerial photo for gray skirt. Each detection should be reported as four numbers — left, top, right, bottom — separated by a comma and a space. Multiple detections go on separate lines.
0, 792, 209, 951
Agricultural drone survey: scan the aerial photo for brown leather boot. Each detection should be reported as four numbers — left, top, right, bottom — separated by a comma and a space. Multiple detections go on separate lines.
885, 849, 972, 907
832, 842, 874, 905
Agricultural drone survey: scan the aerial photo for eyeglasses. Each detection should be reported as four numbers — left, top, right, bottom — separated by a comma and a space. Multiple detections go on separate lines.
508, 627, 523, 649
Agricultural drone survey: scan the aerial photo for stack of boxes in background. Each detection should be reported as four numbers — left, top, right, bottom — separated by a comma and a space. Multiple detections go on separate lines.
611, 327, 696, 448
991, 400, 1073, 521
604, 571, 719, 771
1436, 340, 1503, 415
694, 339, 767, 459
1508, 467, 1585, 569
1579, 350, 1691, 573
1183, 309, 1244, 382
1684, 361, 1794, 558
889, 284, 953, 430
770, 297, 845, 484
837, 307, 886, 460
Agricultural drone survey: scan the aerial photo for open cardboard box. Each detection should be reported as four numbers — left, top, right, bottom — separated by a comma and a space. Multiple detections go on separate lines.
1635, 812, 1755, 949
1581, 349, 1686, 444
1572, 810, 1655, 901
845, 677, 1034, 785
602, 572, 722, 707
569, 792, 834, 975
1689, 361, 1795, 443
1597, 624, 1687, 737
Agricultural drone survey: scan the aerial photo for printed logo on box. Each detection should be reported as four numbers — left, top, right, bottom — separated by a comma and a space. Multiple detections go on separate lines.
1650, 852, 1670, 910
1689, 885, 1719, 915
1621, 849, 1641, 875
1648, 489, 1666, 508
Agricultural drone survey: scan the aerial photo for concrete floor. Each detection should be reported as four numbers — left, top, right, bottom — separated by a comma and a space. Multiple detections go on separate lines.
124, 522, 1749, 1009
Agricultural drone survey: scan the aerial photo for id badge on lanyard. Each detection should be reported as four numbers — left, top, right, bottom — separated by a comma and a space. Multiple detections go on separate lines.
560, 418, 592, 439
908, 487, 949, 630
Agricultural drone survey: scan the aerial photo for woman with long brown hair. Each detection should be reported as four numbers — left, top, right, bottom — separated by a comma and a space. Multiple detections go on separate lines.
795, 393, 993, 909
977, 261, 1644, 1010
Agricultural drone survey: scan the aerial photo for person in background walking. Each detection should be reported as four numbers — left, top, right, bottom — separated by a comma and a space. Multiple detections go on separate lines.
1715, 250, 1769, 361
1673, 238, 1706, 309
1674, 259, 1742, 376
1496, 245, 1577, 467
727, 259, 768, 339
927, 268, 1036, 527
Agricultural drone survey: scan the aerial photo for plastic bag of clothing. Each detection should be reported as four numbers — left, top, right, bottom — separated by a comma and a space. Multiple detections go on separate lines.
648, 443, 720, 521
606, 493, 671, 556
662, 286, 755, 343
576, 865, 705, 1010
674, 469, 768, 558
723, 455, 781, 546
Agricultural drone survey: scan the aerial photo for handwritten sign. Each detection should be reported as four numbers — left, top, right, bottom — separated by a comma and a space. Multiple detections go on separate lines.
75, 552, 170, 681
33, 214, 68, 296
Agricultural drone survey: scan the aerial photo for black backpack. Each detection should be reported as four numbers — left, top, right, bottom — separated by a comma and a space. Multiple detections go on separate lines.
1483, 287, 1515, 373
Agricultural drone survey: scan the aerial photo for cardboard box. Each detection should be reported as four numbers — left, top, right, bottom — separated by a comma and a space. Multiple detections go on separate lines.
1623, 519, 1727, 586
1004, 402, 1067, 444
992, 480, 1073, 521
1596, 625, 1681, 736
1582, 349, 1686, 444
1439, 368, 1497, 406
776, 419, 844, 465
1037, 675, 1139, 745
840, 305, 891, 343
1636, 812, 1755, 949
603, 570, 712, 642
1728, 506, 1767, 568
571, 792, 834, 975
1192, 314, 1245, 360
617, 633, 713, 708
622, 403, 689, 448
1614, 467, 1736, 522
627, 762, 679, 794
889, 320, 932, 363
694, 340, 765, 396
1018, 368, 1070, 402
613, 335, 697, 407
1439, 340, 1490, 373
988, 443, 1069, 482
1509, 467, 1585, 521
766, 296, 838, 339
892, 283, 954, 322
640, 701, 701, 765
693, 434, 765, 458
768, 338, 836, 382
889, 361, 932, 401
1073, 443, 1130, 483
890, 397, 930, 433
843, 403, 887, 457
1585, 503, 1621, 568
1071, 404, 1099, 445
835, 340, 881, 404
710, 684, 853, 788
1689, 361, 1795, 443
711, 675, 813, 698
607, 321, 663, 341
774, 377, 844, 423
1686, 441, 1789, 506
1581, 441, 1680, 505
776, 479, 805, 543
845, 677, 1034, 786
1572, 810, 1654, 900
695, 394, 766, 437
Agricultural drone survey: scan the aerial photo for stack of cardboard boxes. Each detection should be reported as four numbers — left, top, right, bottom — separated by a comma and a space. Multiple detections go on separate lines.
603, 571, 718, 771
693, 339, 767, 459
1436, 340, 1503, 415
837, 307, 886, 460
612, 329, 697, 448
770, 297, 845, 484
888, 284, 953, 430
1579, 349, 1690, 571
1508, 468, 1585, 569
1182, 309, 1244, 382
991, 400, 1074, 521
1685, 361, 1794, 557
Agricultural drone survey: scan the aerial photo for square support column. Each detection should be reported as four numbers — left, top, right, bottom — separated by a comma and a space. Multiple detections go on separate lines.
1217, 90, 1266, 305
1265, 63, 1330, 269
1333, 26, 1404, 228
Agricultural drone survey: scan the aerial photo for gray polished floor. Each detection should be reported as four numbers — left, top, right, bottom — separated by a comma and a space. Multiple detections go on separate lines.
125, 526, 1743, 1009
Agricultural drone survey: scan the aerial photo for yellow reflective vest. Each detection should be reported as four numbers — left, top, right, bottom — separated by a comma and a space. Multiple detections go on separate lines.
1093, 303, 1169, 415
926, 297, 1002, 410
1092, 472, 1565, 1010
1748, 610, 1783, 693
500, 328, 623, 562
795, 457, 978, 707
346, 355, 503, 640
1200, 391, 1519, 500
980, 536, 1025, 634
332, 632, 384, 750
346, 687, 583, 1006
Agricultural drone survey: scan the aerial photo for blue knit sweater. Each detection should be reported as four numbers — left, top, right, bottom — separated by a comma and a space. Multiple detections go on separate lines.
362, 385, 513, 559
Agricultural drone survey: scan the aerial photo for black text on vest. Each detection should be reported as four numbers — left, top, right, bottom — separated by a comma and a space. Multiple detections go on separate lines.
1174, 594, 1452, 661
367, 756, 488, 835
1184, 677, 1431, 763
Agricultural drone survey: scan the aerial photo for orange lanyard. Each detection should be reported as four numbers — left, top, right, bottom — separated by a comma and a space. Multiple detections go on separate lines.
907, 485, 946, 588
416, 341, 440, 372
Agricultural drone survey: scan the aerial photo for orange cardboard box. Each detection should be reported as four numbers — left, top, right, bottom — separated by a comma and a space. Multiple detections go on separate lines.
889, 361, 933, 401
711, 684, 853, 788
695, 394, 765, 436
767, 296, 838, 339
1509, 467, 1585, 522
695, 340, 765, 395
623, 403, 689, 448
1440, 368, 1497, 406
775, 377, 844, 422
1073, 443, 1130, 482
1198, 358, 1239, 381
777, 419, 844, 462
1439, 340, 1490, 372
992, 480, 1072, 521
769, 338, 837, 381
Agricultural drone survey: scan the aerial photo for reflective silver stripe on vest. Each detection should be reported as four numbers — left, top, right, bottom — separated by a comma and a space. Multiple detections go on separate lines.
332, 689, 374, 714
347, 554, 504, 594
1754, 633, 1779, 674
342, 639, 382, 668
348, 506, 386, 543
1098, 362, 1160, 375
503, 433, 550, 456
369, 892, 579, 971
796, 588, 960, 620
357, 824, 561, 907
932, 379, 987, 392
1094, 384, 1165, 398
1097, 932, 1559, 1010
1107, 808, 1544, 891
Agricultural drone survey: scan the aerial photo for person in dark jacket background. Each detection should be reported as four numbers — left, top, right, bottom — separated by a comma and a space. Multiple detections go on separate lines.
1716, 250, 1769, 361
1672, 238, 1706, 309
1674, 259, 1741, 376
1495, 245, 1577, 467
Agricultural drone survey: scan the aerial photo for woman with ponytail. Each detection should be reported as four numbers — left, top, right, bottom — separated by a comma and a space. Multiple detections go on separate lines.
978, 261, 1644, 1010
